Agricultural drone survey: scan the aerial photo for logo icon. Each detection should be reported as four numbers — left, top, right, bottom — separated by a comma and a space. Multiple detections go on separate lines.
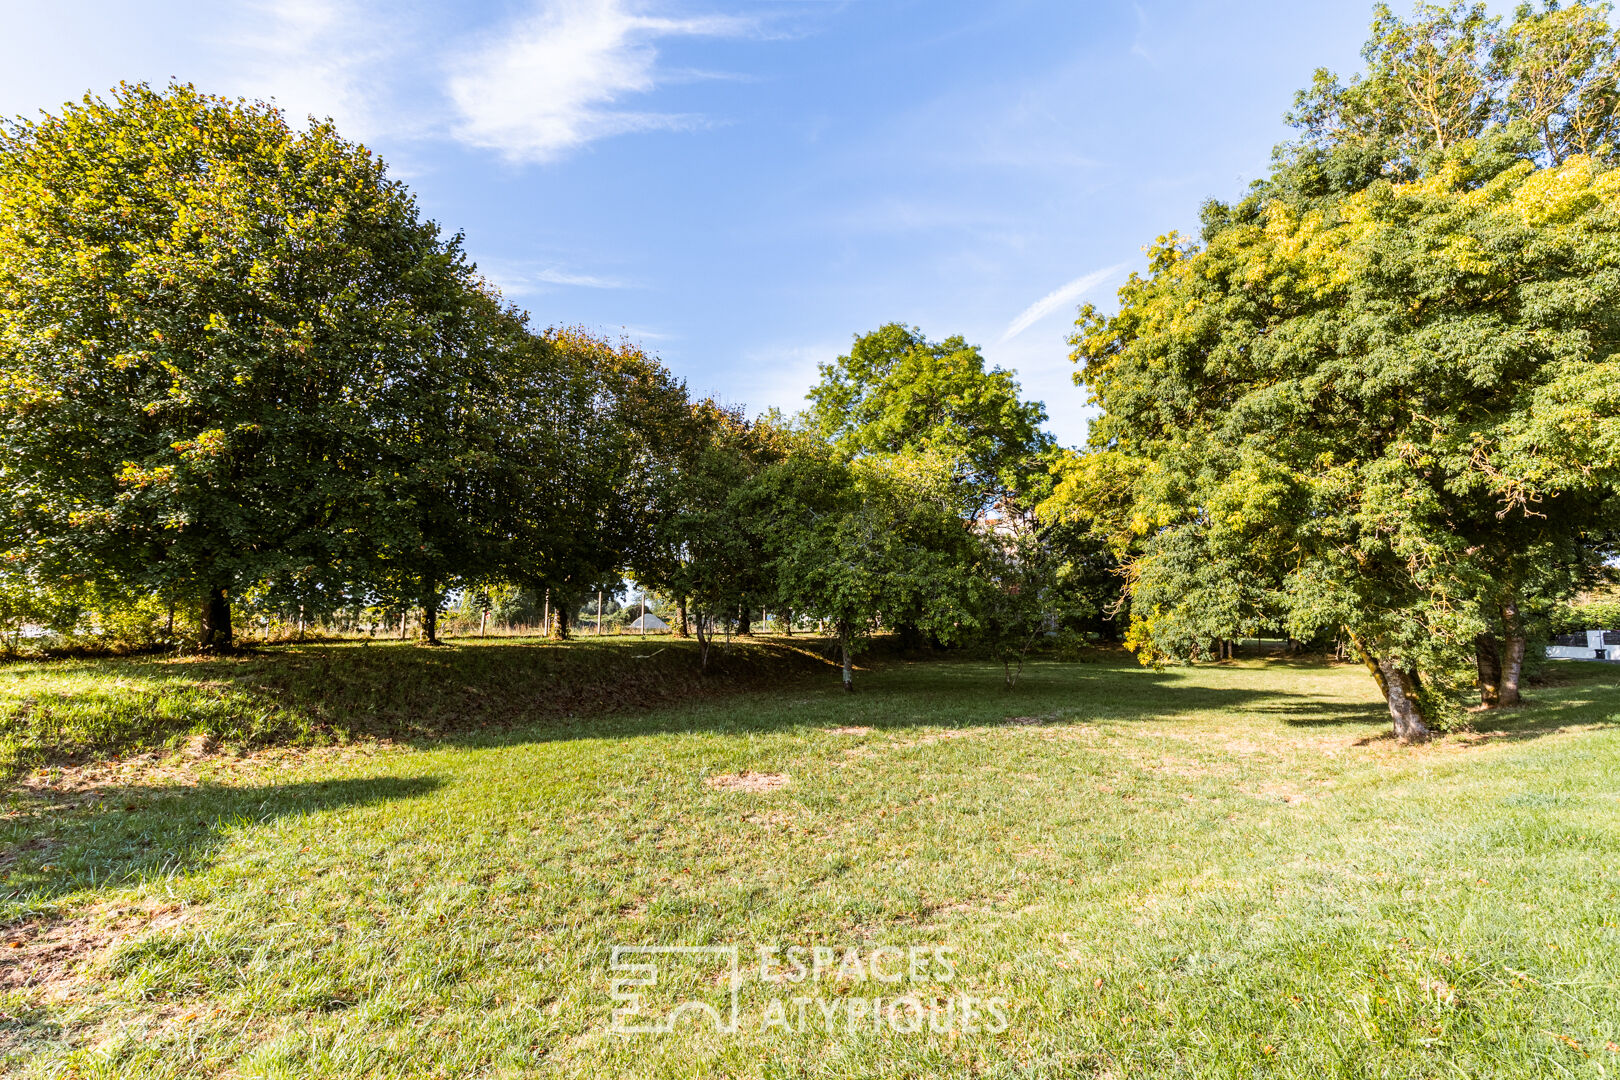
609, 945, 742, 1034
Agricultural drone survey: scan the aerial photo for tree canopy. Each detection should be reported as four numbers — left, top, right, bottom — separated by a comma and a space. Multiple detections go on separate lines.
1054, 11, 1620, 737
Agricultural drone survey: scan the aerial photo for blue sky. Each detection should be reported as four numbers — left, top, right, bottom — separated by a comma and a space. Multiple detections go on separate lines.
5, 0, 1388, 446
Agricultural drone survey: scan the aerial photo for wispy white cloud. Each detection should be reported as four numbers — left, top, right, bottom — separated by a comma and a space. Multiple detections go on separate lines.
478, 258, 632, 297
1001, 263, 1128, 342
446, 0, 755, 163
226, 0, 406, 141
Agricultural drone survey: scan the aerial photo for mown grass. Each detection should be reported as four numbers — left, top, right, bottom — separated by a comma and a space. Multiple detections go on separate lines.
0, 635, 839, 779
2, 648, 1619, 1078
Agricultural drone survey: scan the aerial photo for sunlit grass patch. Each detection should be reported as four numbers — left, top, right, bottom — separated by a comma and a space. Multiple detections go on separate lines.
2, 650, 1618, 1077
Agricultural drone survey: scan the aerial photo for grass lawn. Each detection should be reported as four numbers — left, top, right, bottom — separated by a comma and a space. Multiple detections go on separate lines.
2, 643, 1619, 1077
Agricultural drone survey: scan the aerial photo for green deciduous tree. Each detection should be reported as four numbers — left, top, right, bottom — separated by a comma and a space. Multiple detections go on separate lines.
0, 83, 482, 649
807, 323, 1054, 514
775, 451, 979, 690
1288, 2, 1502, 169
1066, 149, 1620, 739
1496, 1, 1620, 165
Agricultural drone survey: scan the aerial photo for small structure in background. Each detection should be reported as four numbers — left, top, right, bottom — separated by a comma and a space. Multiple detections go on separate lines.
628, 612, 669, 633
1547, 630, 1620, 662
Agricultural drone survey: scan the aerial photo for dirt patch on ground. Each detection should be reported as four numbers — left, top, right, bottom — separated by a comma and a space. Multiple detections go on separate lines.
825, 726, 871, 736
1, 901, 188, 1002
705, 771, 790, 793
6, 740, 407, 812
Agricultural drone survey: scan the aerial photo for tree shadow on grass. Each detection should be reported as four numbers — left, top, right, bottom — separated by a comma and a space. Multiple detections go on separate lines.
1443, 665, 1620, 744
1266, 700, 1390, 727
0, 775, 441, 925
9, 643, 1620, 770
419, 655, 1395, 749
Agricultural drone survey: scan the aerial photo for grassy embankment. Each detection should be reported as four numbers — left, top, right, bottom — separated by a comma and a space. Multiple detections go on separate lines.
0, 635, 838, 779
2, 642, 1619, 1077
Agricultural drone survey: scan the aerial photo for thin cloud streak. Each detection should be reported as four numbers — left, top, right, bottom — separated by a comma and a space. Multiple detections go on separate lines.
478, 259, 632, 297
1001, 263, 1128, 341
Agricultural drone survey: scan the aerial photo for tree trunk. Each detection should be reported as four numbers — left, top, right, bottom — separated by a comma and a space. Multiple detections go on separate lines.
1500, 636, 1525, 706
481, 609, 488, 637
1374, 655, 1430, 742
1352, 634, 1429, 741
421, 582, 439, 644
840, 622, 854, 692
1475, 634, 1502, 707
737, 606, 752, 636
695, 613, 711, 672
543, 590, 551, 638
199, 586, 232, 652
557, 604, 571, 640
678, 597, 689, 638
785, 608, 793, 636
1499, 601, 1524, 706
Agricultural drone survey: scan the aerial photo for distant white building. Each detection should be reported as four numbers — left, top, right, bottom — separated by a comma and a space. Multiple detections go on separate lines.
1547, 630, 1620, 662
628, 612, 668, 632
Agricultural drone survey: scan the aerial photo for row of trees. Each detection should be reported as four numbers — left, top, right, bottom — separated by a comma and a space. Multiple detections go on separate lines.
0, 81, 696, 652
1048, 1, 1620, 738
0, 84, 1112, 685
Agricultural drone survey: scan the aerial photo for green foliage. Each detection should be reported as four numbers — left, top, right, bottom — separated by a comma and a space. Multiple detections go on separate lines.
1496, 0, 1620, 165
1287, 2, 1500, 169
0, 82, 491, 647
1551, 588, 1620, 632
773, 451, 981, 685
1283, 1, 1620, 180
1069, 147, 1620, 730
807, 323, 1054, 512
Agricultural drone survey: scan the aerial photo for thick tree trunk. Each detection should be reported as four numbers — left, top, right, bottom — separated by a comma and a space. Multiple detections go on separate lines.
199, 586, 232, 652
785, 608, 793, 637
1352, 634, 1430, 741
1374, 655, 1431, 742
840, 622, 854, 692
557, 605, 571, 640
1500, 634, 1526, 706
421, 582, 439, 644
678, 597, 689, 638
1475, 634, 1502, 707
737, 606, 752, 636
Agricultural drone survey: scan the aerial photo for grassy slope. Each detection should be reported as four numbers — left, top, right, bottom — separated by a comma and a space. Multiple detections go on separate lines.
0, 635, 840, 778
2, 650, 1619, 1078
